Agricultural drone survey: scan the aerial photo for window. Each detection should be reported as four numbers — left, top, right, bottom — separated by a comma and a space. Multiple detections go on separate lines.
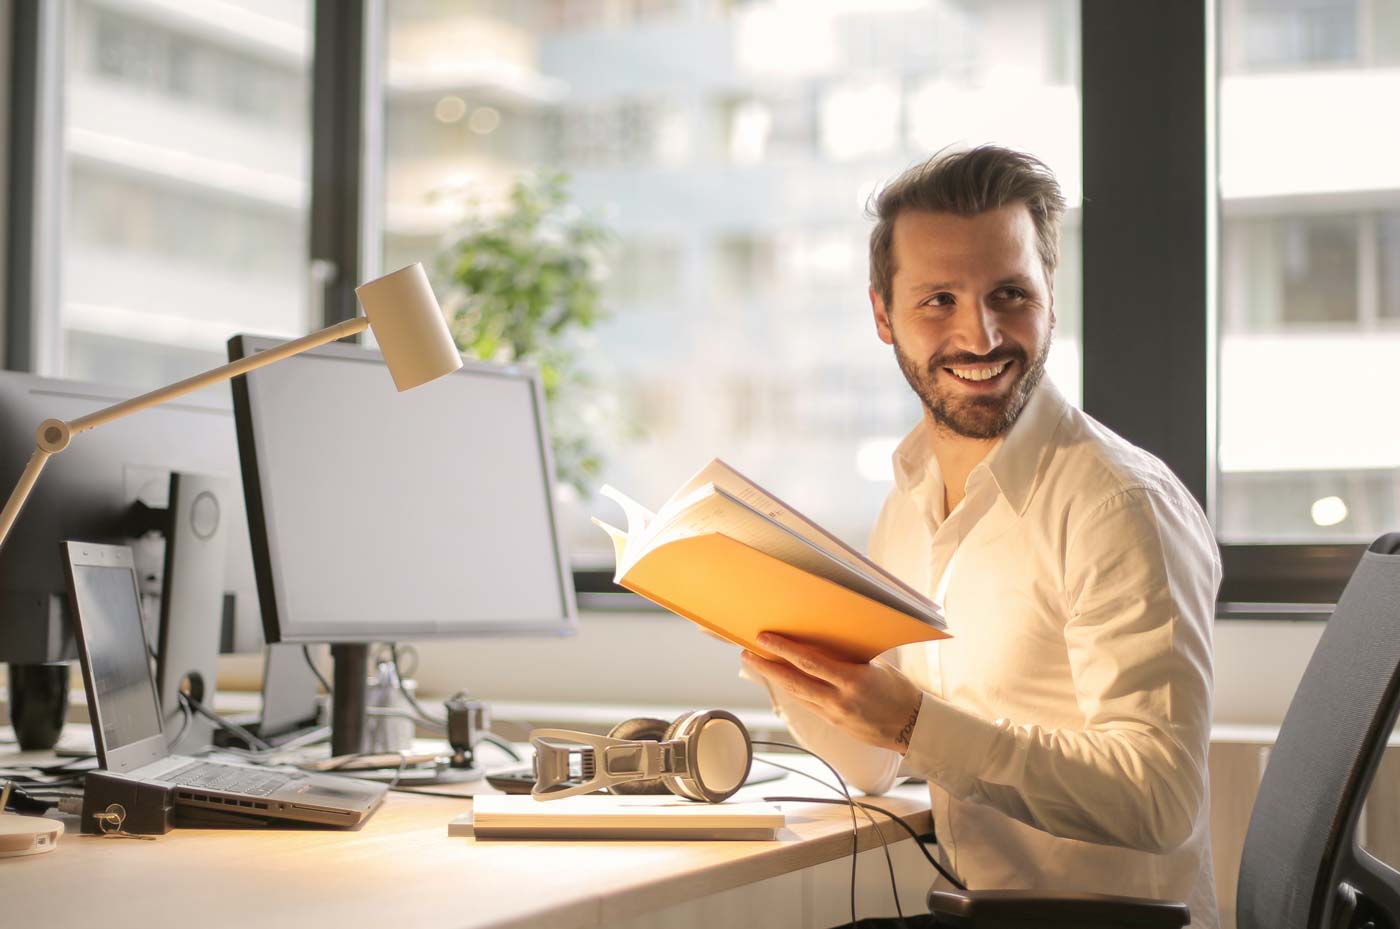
378, 0, 1082, 565
54, 0, 314, 386
1217, 2, 1400, 545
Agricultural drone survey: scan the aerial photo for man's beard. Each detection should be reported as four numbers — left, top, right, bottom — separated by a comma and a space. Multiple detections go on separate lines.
893, 333, 1050, 440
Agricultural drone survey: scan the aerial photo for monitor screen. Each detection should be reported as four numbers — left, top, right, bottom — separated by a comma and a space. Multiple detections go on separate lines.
229, 335, 576, 643
0, 370, 266, 663
68, 562, 164, 755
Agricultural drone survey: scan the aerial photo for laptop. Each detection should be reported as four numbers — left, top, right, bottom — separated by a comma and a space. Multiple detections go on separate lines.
62, 541, 386, 828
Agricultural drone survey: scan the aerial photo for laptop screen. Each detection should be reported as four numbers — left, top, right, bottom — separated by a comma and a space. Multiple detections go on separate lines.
69, 563, 164, 754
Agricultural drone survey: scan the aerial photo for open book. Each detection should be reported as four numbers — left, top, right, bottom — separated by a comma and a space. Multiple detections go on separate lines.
593, 459, 947, 663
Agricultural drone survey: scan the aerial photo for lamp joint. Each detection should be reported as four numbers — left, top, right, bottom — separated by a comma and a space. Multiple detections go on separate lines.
36, 419, 71, 453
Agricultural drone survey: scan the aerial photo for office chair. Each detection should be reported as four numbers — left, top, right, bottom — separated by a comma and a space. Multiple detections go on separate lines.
927, 531, 1400, 929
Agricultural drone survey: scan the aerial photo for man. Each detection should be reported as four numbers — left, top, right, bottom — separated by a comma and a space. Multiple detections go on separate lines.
740, 146, 1221, 927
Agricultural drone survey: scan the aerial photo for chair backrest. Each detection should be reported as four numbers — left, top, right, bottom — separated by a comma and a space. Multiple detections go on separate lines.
1237, 533, 1400, 929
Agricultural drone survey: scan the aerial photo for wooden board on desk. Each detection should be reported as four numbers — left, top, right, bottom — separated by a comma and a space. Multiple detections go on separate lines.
456, 796, 785, 840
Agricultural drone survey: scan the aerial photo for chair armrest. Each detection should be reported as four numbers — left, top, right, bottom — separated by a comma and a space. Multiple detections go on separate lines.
927, 889, 1190, 928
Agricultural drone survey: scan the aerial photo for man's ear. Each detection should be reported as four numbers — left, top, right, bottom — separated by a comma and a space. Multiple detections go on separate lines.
871, 287, 894, 346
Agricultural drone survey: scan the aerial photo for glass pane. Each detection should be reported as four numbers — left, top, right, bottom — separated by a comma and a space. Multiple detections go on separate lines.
380, 0, 1082, 563
1217, 0, 1400, 542
60, 0, 314, 386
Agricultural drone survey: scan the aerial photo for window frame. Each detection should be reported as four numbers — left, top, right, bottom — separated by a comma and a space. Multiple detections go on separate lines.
1082, 0, 1364, 617
4, 1, 1369, 617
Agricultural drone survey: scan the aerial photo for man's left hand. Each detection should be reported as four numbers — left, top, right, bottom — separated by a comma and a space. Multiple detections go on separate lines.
741, 633, 924, 755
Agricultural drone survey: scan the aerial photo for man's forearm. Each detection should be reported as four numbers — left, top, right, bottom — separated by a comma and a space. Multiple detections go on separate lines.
900, 692, 1205, 854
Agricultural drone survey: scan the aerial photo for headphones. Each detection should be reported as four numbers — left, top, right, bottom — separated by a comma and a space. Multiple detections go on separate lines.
530, 709, 752, 803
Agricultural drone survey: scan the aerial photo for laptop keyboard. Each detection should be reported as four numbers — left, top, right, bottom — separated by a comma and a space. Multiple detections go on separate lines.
157, 761, 301, 797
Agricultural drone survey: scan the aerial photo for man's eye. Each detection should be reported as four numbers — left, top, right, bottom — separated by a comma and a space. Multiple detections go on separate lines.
994, 287, 1027, 301
922, 293, 954, 308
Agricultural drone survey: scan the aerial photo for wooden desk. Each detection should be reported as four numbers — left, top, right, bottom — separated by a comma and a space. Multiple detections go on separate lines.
3, 757, 935, 929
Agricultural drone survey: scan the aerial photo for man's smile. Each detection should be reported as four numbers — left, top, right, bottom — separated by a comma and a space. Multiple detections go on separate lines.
941, 358, 1016, 391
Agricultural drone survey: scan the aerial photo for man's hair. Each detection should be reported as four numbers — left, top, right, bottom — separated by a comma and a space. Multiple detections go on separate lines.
867, 145, 1066, 309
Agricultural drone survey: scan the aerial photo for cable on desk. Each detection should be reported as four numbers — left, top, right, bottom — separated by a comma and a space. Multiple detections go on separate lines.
764, 795, 966, 891
303, 645, 333, 695
478, 733, 522, 762
754, 752, 905, 928
165, 697, 192, 750
2, 779, 57, 815
179, 692, 272, 752
389, 643, 449, 728
386, 785, 475, 799
753, 740, 867, 929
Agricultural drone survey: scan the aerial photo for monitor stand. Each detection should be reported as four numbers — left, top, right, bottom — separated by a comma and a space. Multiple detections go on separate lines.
153, 472, 231, 754
327, 644, 488, 783
330, 644, 369, 757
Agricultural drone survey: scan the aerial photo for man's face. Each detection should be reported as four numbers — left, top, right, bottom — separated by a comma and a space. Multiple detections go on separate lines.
871, 204, 1055, 440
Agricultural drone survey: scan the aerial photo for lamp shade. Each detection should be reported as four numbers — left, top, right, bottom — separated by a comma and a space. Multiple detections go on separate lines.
355, 263, 463, 391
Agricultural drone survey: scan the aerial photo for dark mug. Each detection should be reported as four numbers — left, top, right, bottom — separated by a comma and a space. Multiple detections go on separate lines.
8, 662, 70, 750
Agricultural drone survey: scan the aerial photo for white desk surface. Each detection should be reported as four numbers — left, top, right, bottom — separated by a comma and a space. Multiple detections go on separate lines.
2, 751, 932, 929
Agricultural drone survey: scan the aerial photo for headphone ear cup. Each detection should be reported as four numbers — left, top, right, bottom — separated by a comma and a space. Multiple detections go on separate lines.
604, 717, 671, 795
661, 711, 752, 803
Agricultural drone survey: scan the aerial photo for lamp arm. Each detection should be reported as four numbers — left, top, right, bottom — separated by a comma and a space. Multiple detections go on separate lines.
69, 316, 369, 434
0, 315, 370, 551
0, 448, 55, 549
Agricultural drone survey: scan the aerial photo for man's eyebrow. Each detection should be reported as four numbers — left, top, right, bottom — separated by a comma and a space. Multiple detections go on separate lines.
908, 281, 960, 294
994, 275, 1036, 288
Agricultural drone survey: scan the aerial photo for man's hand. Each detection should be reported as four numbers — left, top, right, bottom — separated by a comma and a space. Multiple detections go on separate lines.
742, 633, 924, 755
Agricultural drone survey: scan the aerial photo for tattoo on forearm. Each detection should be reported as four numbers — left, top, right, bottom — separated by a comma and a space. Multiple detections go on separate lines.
895, 709, 919, 747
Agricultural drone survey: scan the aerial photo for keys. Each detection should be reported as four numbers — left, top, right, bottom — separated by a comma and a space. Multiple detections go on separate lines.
91, 803, 157, 841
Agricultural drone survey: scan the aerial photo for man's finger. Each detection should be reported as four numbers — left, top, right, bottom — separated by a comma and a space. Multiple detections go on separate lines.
742, 650, 837, 704
755, 633, 856, 688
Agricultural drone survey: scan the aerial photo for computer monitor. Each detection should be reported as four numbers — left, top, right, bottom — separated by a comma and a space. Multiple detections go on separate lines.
227, 334, 576, 754
0, 371, 264, 664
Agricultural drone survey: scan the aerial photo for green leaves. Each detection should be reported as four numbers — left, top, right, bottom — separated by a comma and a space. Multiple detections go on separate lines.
438, 171, 611, 494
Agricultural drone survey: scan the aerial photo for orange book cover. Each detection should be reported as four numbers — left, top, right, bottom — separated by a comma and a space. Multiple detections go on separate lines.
594, 461, 948, 663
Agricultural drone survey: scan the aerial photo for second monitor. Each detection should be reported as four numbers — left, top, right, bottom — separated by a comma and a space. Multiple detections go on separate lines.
228, 334, 577, 754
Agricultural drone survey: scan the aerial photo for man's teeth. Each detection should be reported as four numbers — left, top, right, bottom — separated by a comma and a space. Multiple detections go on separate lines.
948, 362, 1009, 382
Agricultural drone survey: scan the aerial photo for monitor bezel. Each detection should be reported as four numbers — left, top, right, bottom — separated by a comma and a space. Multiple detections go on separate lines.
61, 540, 170, 774
228, 332, 578, 644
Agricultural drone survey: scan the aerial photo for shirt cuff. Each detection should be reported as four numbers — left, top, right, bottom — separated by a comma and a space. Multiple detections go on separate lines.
900, 691, 999, 791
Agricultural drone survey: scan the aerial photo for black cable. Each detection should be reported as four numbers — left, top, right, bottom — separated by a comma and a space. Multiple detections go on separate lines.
165, 698, 192, 750
478, 733, 522, 762
753, 740, 861, 928
387, 785, 475, 799
859, 800, 965, 891
389, 643, 448, 727
756, 756, 907, 927
179, 692, 273, 751
2, 782, 57, 814
765, 795, 966, 891
302, 645, 332, 695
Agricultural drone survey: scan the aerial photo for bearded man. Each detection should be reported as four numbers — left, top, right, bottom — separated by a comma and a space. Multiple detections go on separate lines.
741, 146, 1221, 929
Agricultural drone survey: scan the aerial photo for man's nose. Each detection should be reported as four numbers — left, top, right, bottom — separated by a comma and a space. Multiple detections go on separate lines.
950, 303, 1003, 357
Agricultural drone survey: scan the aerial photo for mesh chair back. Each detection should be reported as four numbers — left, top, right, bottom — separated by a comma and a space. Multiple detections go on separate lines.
1236, 533, 1400, 929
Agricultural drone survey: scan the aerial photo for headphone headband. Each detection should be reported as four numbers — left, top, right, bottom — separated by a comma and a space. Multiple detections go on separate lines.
530, 710, 753, 804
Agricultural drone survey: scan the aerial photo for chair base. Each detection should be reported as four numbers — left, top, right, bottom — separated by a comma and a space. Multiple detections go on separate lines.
927, 889, 1190, 929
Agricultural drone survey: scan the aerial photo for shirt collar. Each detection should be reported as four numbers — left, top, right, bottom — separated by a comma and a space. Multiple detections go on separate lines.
889, 377, 1069, 516
983, 377, 1069, 516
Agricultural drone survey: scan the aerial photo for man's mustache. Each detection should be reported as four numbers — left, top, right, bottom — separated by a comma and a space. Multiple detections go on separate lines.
926, 347, 1027, 373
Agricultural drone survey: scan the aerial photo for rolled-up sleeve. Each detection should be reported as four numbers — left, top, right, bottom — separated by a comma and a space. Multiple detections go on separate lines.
899, 486, 1218, 853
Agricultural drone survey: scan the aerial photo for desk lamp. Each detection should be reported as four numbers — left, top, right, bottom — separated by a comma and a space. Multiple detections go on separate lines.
0, 262, 462, 548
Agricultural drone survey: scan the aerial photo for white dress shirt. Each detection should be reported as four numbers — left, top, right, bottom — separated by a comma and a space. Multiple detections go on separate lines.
753, 379, 1221, 928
